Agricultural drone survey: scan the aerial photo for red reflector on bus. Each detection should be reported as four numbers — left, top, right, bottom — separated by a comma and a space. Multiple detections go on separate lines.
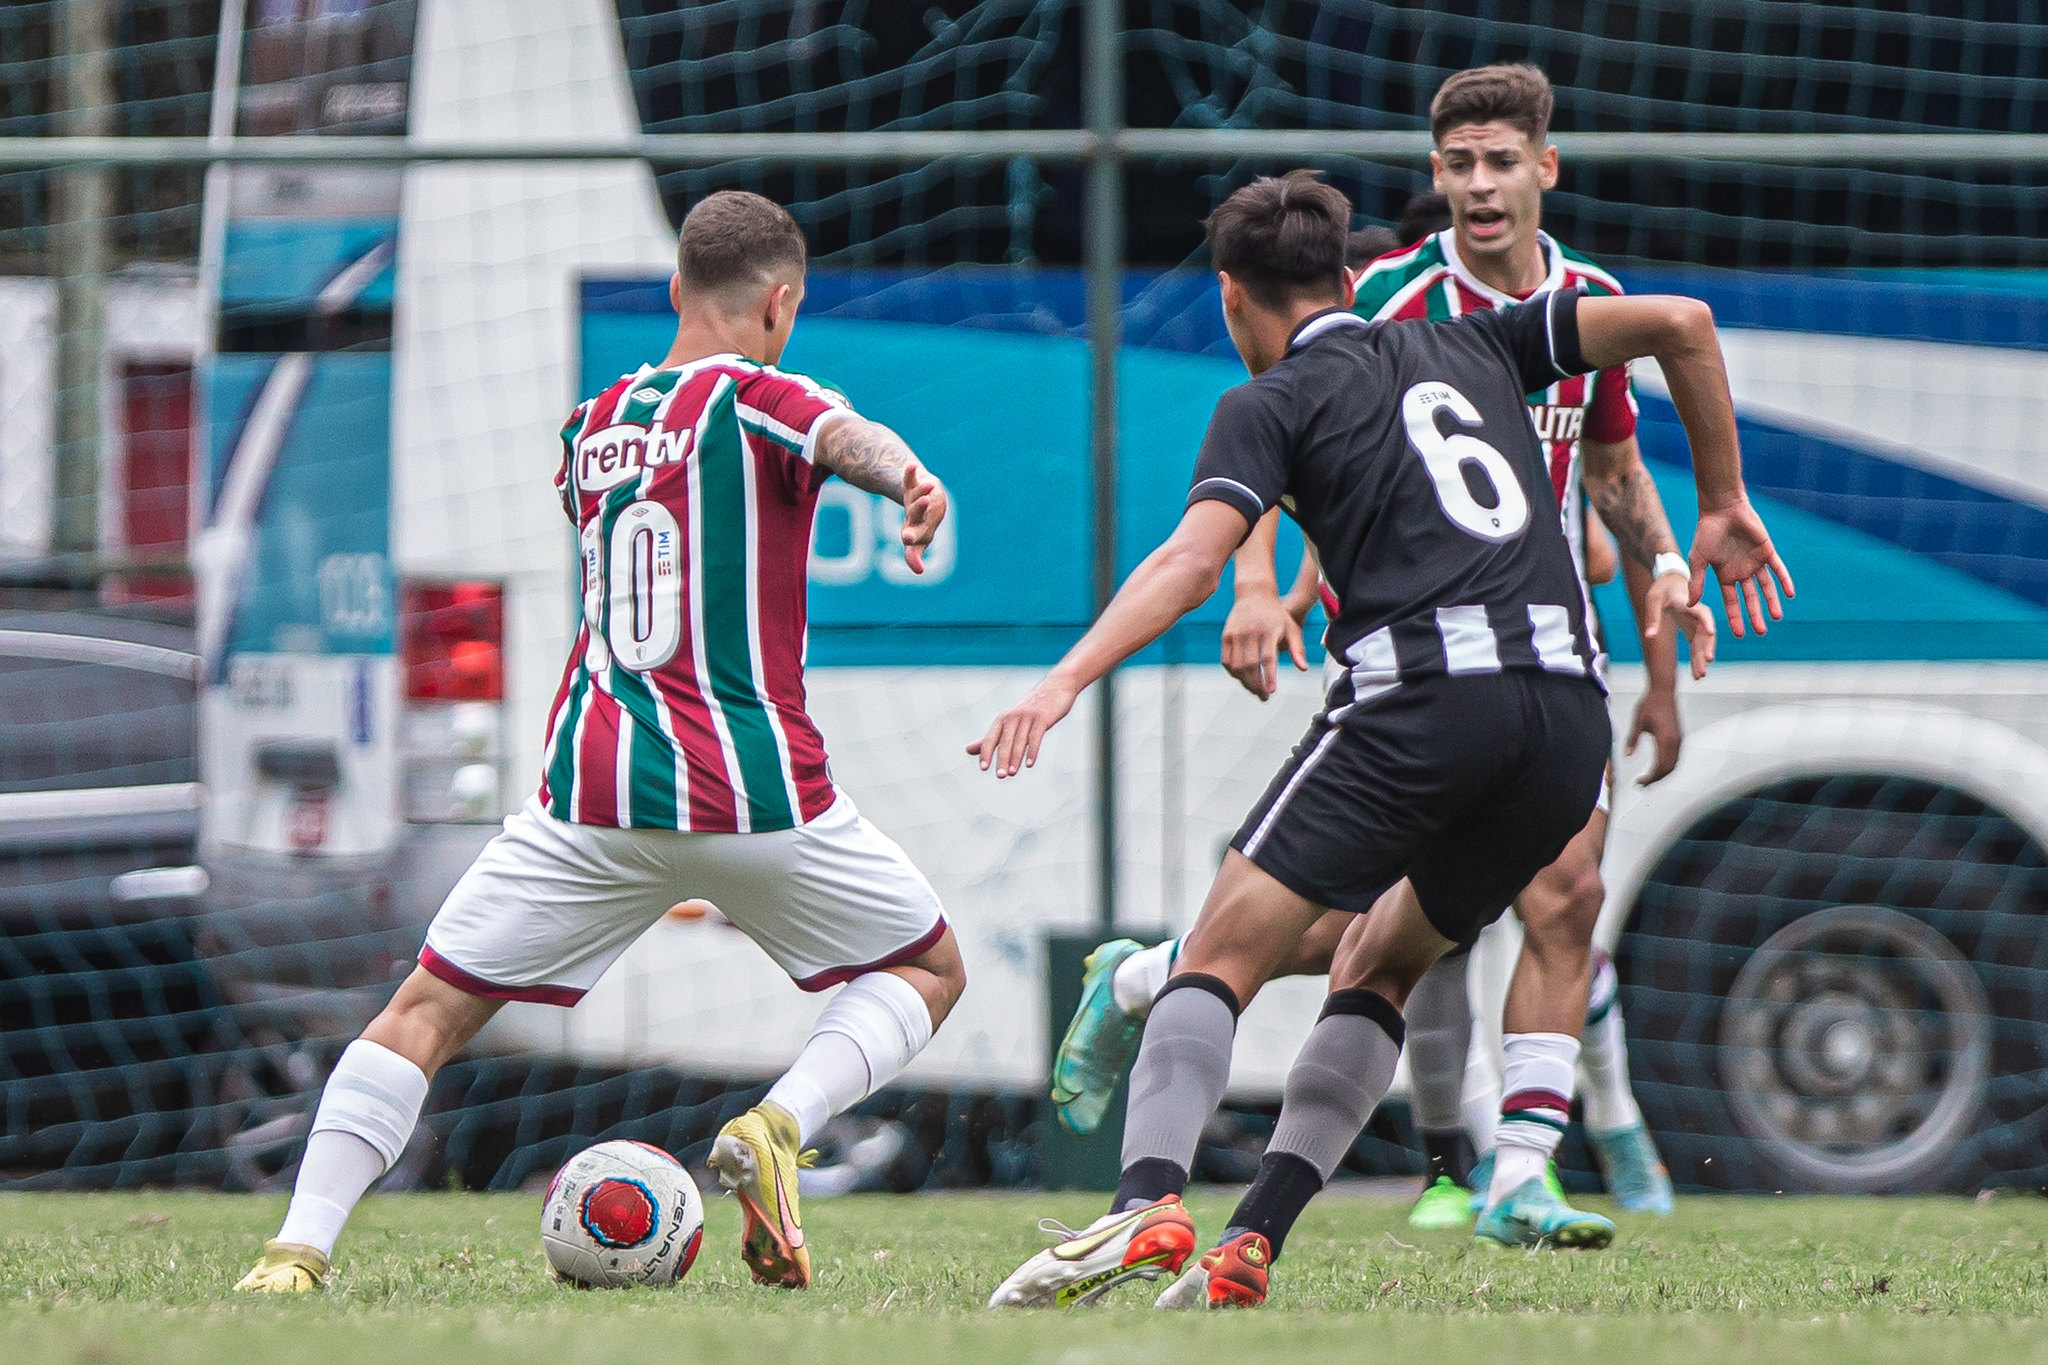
402, 581, 504, 701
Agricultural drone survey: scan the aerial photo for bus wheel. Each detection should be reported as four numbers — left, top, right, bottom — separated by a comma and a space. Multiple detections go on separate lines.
1613, 774, 2048, 1194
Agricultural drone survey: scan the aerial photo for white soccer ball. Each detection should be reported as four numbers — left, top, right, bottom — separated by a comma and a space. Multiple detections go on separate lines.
540, 1139, 705, 1288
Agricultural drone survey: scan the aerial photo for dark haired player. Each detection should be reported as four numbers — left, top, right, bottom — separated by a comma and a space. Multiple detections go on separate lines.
237, 191, 965, 1294
979, 170, 1788, 1308
1054, 65, 1696, 1235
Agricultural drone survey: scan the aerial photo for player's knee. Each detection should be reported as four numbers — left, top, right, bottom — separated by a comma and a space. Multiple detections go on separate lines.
1526, 864, 1605, 945
362, 967, 496, 1076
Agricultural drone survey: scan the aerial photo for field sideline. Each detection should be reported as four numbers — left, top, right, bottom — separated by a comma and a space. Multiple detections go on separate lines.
10, 1189, 2048, 1364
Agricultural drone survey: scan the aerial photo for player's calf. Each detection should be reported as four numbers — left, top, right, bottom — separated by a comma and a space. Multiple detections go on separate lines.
236, 970, 494, 1290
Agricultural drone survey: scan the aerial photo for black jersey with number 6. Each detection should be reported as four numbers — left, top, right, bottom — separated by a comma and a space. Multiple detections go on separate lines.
1188, 288, 1604, 717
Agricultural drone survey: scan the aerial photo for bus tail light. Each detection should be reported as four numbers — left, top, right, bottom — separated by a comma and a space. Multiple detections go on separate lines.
401, 580, 505, 822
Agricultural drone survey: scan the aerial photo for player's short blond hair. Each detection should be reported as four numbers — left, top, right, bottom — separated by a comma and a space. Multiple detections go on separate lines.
677, 190, 808, 298
1430, 63, 1554, 147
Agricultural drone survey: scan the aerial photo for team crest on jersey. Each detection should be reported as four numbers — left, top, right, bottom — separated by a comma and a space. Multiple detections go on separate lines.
576, 423, 695, 492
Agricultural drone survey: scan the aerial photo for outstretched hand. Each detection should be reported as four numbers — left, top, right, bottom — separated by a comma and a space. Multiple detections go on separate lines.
1640, 569, 1717, 681
1689, 496, 1794, 638
900, 463, 947, 574
967, 678, 1079, 778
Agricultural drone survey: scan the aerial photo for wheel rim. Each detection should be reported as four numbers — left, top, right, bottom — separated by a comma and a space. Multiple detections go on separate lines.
1719, 903, 1991, 1190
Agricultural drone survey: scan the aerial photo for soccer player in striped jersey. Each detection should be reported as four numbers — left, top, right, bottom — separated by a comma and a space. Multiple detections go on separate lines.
236, 191, 964, 1295
1050, 65, 1705, 1240
984, 171, 1787, 1309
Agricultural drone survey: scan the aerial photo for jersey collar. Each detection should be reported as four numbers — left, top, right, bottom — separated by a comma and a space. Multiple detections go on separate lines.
1436, 227, 1565, 308
1287, 307, 1370, 353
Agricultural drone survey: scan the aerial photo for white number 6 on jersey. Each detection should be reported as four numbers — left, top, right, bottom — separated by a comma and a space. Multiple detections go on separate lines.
1401, 381, 1531, 542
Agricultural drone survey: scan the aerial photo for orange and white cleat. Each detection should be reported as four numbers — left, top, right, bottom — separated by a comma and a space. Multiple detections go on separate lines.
987, 1195, 1198, 1307
1153, 1230, 1271, 1309
708, 1102, 816, 1289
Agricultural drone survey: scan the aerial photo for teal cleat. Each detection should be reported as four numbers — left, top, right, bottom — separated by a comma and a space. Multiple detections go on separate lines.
1475, 1176, 1616, 1250
1589, 1123, 1675, 1215
1467, 1150, 1566, 1212
1051, 939, 1147, 1135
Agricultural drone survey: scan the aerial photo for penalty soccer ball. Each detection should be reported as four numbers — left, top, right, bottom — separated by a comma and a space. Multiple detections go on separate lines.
540, 1139, 705, 1288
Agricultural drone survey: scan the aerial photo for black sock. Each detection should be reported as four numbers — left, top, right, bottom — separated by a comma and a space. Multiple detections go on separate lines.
1113, 1156, 1187, 1212
1222, 1151, 1323, 1260
1422, 1129, 1475, 1186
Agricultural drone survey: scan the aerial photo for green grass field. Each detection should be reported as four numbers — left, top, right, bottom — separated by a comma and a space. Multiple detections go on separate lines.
10, 1187, 2048, 1364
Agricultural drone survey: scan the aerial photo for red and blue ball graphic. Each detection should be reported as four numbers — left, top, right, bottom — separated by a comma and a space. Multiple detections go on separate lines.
579, 1177, 658, 1248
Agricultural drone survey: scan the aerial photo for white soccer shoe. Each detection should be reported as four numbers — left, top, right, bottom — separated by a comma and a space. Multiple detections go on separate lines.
1153, 1259, 1209, 1308
987, 1195, 1197, 1308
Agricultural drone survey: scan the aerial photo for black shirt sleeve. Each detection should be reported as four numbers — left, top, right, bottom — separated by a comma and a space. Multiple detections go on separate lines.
1186, 379, 1293, 526
1466, 287, 1595, 393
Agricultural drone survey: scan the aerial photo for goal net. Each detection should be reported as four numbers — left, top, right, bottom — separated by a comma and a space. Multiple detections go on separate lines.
4, 0, 2046, 1200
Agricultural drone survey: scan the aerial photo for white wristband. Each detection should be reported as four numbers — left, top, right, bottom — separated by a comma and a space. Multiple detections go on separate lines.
1652, 552, 1689, 582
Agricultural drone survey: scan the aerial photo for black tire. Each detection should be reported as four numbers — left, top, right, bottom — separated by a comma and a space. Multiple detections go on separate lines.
1614, 773, 2048, 1194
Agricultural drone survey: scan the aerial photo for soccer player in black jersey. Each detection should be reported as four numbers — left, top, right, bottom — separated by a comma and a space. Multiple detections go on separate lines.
974, 172, 1790, 1310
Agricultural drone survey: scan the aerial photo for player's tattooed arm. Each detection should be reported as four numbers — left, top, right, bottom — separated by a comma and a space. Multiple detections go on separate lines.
1584, 434, 1716, 687
1579, 436, 1679, 571
815, 414, 949, 574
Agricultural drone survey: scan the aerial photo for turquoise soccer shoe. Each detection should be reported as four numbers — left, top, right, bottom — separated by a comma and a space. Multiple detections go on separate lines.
1475, 1176, 1616, 1250
1589, 1122, 1676, 1215
1466, 1150, 1566, 1212
1051, 939, 1147, 1135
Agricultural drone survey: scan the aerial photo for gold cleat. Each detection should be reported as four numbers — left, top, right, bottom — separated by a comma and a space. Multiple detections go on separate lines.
232, 1239, 329, 1293
707, 1102, 816, 1289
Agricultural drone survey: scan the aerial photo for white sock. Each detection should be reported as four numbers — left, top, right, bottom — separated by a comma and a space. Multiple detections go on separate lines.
1111, 938, 1179, 1019
1461, 1030, 1500, 1157
765, 972, 934, 1146
277, 1039, 429, 1255
1485, 1031, 1579, 1211
1579, 951, 1644, 1133
276, 1133, 384, 1253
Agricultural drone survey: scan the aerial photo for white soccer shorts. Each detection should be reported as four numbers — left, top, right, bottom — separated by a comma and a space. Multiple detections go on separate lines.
418, 791, 948, 1005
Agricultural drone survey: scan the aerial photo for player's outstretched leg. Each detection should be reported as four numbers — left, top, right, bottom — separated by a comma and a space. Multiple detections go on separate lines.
1049, 937, 1159, 1135
1580, 948, 1675, 1214
1402, 947, 1477, 1229
1161, 884, 1444, 1310
235, 971, 497, 1292
713, 943, 961, 1289
994, 854, 1327, 1307
1051, 913, 1354, 1135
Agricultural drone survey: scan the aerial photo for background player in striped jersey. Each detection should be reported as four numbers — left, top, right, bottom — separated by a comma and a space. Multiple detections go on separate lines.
1050, 64, 1707, 1232
236, 191, 964, 1295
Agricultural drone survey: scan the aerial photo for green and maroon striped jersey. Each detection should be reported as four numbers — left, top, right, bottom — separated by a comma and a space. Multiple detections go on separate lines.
539, 355, 852, 832
1351, 229, 1637, 580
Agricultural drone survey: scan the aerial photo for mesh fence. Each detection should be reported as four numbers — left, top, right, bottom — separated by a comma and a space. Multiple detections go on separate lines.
3, 0, 2048, 1198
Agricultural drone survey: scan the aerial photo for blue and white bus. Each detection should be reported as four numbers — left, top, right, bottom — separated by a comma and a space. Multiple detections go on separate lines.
182, 0, 2048, 1193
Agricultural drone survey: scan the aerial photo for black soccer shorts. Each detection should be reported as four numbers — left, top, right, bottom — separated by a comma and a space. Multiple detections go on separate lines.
1229, 670, 1611, 946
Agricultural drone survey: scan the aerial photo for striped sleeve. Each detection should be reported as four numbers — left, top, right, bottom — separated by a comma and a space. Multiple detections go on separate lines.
555, 400, 590, 520
1569, 262, 1638, 443
1467, 288, 1595, 393
736, 368, 856, 467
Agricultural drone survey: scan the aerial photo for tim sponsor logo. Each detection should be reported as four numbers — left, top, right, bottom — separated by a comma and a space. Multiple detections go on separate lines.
576, 423, 694, 491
